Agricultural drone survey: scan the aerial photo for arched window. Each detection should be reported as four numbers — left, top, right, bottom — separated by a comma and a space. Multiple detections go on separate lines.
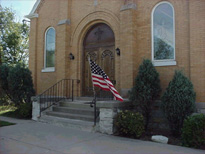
44, 27, 55, 71
152, 2, 176, 66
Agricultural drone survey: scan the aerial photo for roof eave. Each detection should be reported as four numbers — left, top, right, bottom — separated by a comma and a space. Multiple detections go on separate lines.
30, 0, 41, 14
24, 13, 39, 19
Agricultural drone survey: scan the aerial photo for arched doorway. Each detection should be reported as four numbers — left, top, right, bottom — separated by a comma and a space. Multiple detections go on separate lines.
82, 23, 115, 97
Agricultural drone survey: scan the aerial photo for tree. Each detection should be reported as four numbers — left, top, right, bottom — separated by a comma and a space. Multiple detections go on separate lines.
161, 70, 196, 136
0, 6, 29, 66
129, 59, 161, 131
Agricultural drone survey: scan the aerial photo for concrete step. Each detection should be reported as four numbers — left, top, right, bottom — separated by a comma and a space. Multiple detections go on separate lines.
59, 101, 94, 109
46, 111, 96, 122
39, 115, 95, 132
75, 97, 94, 101
75, 97, 114, 101
53, 106, 98, 116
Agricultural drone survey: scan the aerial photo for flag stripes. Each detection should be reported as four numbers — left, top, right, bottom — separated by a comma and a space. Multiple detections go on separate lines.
89, 59, 123, 102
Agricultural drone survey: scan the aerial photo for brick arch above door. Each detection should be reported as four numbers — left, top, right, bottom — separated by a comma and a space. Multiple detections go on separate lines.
70, 10, 120, 47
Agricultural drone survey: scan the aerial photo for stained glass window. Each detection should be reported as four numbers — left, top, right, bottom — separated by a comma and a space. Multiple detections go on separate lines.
152, 2, 175, 61
45, 27, 55, 68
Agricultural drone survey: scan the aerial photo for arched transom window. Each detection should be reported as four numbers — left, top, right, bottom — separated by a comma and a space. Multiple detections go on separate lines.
152, 2, 176, 66
44, 27, 55, 71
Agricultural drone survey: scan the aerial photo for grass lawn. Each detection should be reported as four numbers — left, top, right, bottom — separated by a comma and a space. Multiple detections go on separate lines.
0, 120, 15, 127
0, 105, 32, 119
0, 105, 17, 118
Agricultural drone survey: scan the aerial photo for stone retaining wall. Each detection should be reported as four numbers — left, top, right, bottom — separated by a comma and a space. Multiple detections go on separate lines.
96, 100, 132, 134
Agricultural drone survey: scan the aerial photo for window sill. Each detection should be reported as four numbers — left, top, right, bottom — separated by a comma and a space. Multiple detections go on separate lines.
41, 67, 55, 72
153, 61, 177, 67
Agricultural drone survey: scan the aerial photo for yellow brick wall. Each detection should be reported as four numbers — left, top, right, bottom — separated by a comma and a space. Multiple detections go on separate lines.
29, 18, 38, 90
28, 0, 205, 102
189, 0, 205, 102
134, 0, 190, 92
34, 0, 61, 93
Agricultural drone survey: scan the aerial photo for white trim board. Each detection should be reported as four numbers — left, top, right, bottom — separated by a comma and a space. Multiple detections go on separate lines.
24, 0, 41, 19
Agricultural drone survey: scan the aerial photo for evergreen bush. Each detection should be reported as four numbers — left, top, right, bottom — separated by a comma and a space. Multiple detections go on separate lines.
161, 70, 196, 136
182, 114, 205, 149
115, 110, 145, 138
0, 64, 35, 109
16, 102, 32, 119
0, 64, 11, 105
7, 64, 35, 107
129, 59, 161, 130
0, 64, 10, 94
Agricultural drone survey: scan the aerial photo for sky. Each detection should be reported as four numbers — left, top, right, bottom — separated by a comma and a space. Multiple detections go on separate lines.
0, 0, 37, 22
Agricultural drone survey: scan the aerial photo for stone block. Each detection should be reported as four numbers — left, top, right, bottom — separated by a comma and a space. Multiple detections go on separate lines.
99, 119, 113, 126
100, 108, 116, 119
99, 122, 113, 135
32, 96, 40, 121
98, 107, 118, 134
151, 135, 168, 144
120, 3, 137, 11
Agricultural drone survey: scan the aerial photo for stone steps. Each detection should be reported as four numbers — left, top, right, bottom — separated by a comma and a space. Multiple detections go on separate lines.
39, 115, 95, 132
46, 111, 95, 122
39, 99, 99, 131
59, 101, 94, 109
53, 106, 95, 116
33, 97, 131, 134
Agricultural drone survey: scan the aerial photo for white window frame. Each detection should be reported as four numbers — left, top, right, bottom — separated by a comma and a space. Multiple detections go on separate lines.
42, 27, 55, 72
151, 1, 176, 66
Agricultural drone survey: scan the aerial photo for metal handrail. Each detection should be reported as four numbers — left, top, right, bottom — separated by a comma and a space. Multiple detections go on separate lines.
39, 79, 80, 115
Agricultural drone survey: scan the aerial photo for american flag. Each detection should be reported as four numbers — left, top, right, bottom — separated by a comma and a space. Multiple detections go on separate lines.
89, 59, 123, 102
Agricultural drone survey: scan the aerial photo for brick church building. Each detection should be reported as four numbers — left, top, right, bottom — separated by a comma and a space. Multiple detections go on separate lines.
26, 0, 205, 103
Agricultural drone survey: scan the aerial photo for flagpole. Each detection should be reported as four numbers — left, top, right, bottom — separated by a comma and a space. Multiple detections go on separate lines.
88, 57, 97, 126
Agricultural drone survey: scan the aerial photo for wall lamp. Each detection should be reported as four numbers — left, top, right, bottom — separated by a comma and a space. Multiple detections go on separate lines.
116, 48, 120, 56
69, 53, 75, 60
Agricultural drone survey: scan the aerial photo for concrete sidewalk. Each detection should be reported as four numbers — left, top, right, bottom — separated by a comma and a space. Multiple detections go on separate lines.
0, 116, 204, 154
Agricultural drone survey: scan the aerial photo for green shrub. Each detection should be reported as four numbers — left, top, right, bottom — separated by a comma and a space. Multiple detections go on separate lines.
8, 64, 35, 107
16, 102, 32, 119
115, 110, 145, 138
0, 64, 10, 91
0, 93, 10, 106
129, 59, 161, 130
182, 114, 205, 149
0, 64, 11, 105
161, 70, 196, 136
0, 64, 35, 108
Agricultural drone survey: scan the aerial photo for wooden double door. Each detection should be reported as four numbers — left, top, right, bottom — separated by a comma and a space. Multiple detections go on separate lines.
82, 23, 115, 97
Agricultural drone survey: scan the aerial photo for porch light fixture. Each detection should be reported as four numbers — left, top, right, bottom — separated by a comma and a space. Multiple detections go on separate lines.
116, 48, 120, 56
69, 53, 75, 60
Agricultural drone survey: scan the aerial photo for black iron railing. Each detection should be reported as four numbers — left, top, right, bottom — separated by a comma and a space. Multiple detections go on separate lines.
39, 79, 80, 114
